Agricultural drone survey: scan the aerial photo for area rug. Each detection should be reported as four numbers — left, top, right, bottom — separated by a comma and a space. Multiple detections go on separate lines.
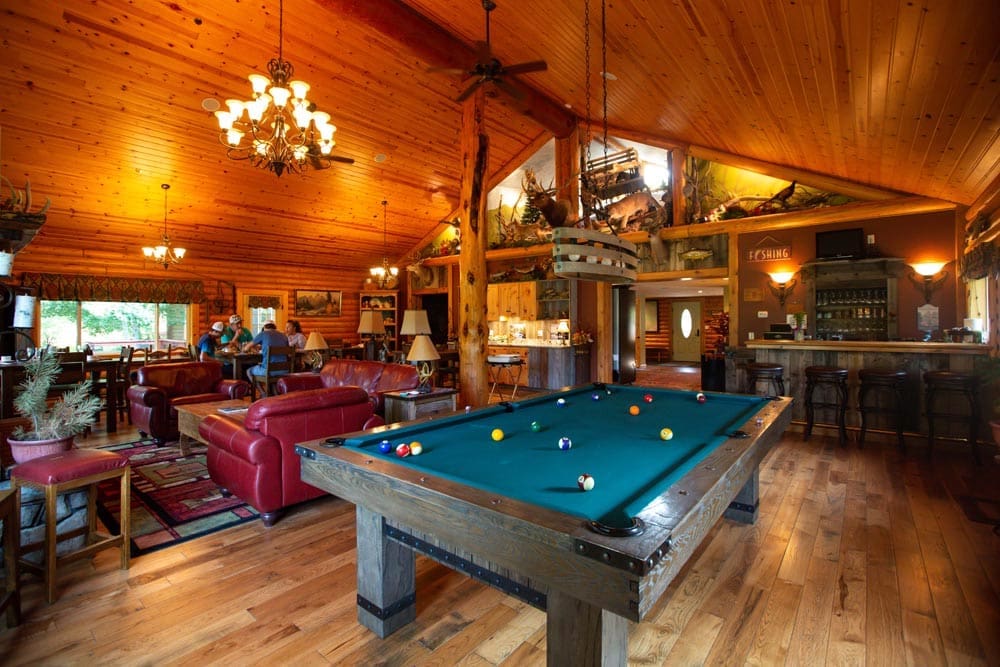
96, 440, 259, 557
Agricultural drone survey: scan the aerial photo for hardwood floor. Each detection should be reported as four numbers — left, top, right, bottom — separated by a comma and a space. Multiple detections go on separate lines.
2, 416, 999, 664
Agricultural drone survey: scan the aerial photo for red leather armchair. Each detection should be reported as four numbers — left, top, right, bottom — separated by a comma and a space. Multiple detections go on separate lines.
128, 361, 251, 443
198, 386, 382, 526
276, 358, 419, 415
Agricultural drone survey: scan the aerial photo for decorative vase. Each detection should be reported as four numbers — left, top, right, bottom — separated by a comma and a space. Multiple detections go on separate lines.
8, 434, 75, 464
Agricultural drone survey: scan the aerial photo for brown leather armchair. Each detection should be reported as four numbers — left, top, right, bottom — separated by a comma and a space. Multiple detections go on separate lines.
127, 361, 251, 443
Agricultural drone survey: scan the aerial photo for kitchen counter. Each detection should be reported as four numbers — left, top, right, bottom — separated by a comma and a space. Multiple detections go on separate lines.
746, 340, 987, 355
488, 343, 591, 389
488, 340, 572, 348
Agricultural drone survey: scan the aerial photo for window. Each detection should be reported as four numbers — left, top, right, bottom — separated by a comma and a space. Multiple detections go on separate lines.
40, 301, 190, 354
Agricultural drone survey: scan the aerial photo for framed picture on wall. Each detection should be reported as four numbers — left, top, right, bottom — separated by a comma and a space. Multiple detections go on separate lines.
644, 300, 658, 332
294, 290, 342, 316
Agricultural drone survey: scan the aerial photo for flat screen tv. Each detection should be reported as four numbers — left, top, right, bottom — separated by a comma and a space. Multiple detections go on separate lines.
816, 228, 864, 260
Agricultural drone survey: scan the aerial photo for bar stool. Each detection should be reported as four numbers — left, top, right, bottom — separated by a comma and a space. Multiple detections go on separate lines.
858, 368, 908, 451
12, 448, 131, 603
923, 371, 981, 464
0, 488, 20, 628
488, 356, 523, 402
744, 362, 785, 397
804, 366, 849, 444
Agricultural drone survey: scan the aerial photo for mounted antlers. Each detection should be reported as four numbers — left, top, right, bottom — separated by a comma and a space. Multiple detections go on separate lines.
522, 169, 572, 227
1, 176, 51, 216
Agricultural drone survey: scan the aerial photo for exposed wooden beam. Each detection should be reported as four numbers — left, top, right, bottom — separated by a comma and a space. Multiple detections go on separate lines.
317, 0, 576, 138
964, 171, 1000, 222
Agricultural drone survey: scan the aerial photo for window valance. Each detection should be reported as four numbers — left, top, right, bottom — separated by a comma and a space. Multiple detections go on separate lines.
21, 273, 205, 304
247, 295, 283, 309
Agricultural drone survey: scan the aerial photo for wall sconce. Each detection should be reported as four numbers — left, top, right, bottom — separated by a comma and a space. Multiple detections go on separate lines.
908, 261, 947, 303
767, 270, 797, 307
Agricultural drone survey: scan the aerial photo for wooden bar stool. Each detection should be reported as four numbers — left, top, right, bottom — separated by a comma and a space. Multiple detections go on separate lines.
0, 488, 20, 628
804, 366, 849, 444
923, 370, 981, 464
12, 449, 131, 603
744, 362, 785, 397
858, 368, 908, 451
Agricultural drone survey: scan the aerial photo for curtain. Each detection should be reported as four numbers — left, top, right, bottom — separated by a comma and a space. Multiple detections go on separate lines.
21, 273, 204, 304
247, 295, 282, 309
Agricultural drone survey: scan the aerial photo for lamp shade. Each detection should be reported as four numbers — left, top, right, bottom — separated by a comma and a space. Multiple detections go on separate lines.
357, 310, 385, 335
400, 309, 432, 336
768, 271, 796, 285
909, 261, 946, 277
557, 320, 571, 333
407, 335, 440, 362
303, 331, 327, 351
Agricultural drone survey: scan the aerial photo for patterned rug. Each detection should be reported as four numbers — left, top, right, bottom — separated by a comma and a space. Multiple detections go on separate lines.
96, 440, 258, 557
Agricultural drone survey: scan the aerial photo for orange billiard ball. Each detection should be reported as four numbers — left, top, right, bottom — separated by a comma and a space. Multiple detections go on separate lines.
628, 405, 640, 416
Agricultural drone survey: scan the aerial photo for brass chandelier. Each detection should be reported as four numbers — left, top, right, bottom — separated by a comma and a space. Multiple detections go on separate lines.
370, 200, 398, 289
213, 0, 337, 177
142, 184, 186, 269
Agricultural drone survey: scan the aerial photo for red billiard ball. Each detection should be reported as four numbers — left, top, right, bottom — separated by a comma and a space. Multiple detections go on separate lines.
643, 393, 654, 403
395, 443, 411, 457
696, 392, 706, 403
577, 473, 595, 491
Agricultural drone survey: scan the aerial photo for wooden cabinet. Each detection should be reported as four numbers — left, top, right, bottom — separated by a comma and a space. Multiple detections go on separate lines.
488, 283, 533, 320
360, 290, 398, 350
517, 282, 537, 320
383, 388, 457, 423
536, 279, 572, 320
802, 258, 904, 341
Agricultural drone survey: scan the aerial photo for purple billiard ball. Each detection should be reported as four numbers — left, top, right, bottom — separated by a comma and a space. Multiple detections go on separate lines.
378, 440, 392, 454
577, 473, 595, 491
558, 436, 573, 450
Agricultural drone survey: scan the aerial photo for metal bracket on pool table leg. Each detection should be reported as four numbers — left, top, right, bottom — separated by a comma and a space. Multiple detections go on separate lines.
574, 534, 671, 576
357, 592, 416, 621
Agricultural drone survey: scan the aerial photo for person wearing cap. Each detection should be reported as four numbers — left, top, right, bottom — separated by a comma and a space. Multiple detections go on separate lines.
244, 320, 290, 387
196, 321, 226, 363
221, 314, 252, 349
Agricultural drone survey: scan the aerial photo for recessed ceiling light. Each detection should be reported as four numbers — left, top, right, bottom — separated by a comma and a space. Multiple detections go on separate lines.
601, 71, 617, 81
374, 153, 387, 163
201, 98, 220, 112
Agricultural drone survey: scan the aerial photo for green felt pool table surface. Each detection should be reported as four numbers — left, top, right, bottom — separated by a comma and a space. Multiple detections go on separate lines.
338, 385, 767, 528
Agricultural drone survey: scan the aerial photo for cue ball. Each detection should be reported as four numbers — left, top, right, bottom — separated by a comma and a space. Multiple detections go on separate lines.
577, 473, 595, 491
409, 441, 423, 455
591, 392, 601, 401
491, 428, 505, 441
395, 443, 410, 457
530, 421, 542, 432
660, 427, 674, 441
556, 398, 566, 406
643, 393, 654, 403
558, 436, 573, 450
696, 392, 706, 403
628, 405, 640, 416
378, 439, 392, 454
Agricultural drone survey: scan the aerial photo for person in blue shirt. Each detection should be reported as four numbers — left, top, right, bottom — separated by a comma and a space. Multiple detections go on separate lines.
196, 321, 225, 362
244, 320, 290, 386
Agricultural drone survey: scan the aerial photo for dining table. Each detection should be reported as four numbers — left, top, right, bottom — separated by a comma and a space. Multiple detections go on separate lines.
0, 356, 122, 433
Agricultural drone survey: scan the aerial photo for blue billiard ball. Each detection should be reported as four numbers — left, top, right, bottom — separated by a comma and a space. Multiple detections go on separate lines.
591, 392, 601, 401
556, 398, 566, 406
378, 440, 392, 454
558, 436, 573, 450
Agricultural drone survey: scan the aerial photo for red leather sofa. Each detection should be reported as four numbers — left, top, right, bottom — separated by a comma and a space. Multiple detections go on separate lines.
198, 386, 382, 526
275, 358, 419, 415
128, 361, 251, 443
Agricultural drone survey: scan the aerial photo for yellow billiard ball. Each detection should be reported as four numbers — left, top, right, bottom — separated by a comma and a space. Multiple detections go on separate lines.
628, 405, 640, 416
491, 428, 505, 441
659, 427, 674, 441
409, 441, 423, 455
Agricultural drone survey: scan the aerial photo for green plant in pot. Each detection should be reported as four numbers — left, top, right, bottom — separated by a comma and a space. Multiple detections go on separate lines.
8, 352, 102, 464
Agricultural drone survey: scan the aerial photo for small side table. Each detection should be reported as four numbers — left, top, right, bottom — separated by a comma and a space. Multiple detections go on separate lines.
384, 388, 458, 423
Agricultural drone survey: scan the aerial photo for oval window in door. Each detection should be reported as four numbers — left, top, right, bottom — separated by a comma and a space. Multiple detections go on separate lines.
680, 308, 693, 338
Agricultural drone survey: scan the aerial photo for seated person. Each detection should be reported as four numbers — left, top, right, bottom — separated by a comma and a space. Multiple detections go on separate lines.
221, 313, 252, 350
285, 319, 307, 350
245, 320, 290, 385
197, 321, 231, 375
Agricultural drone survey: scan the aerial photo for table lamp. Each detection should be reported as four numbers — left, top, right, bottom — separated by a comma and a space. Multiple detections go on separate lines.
357, 311, 385, 361
407, 334, 440, 392
557, 320, 571, 345
302, 331, 328, 371
400, 309, 431, 337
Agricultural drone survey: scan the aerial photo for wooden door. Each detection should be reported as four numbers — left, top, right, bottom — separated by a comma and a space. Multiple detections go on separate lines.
672, 301, 702, 362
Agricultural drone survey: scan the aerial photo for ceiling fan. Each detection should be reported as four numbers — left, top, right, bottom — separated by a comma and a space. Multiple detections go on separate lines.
305, 144, 355, 171
431, 0, 548, 102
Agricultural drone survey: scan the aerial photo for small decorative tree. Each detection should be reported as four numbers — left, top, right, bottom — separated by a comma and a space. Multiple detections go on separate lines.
12, 353, 101, 441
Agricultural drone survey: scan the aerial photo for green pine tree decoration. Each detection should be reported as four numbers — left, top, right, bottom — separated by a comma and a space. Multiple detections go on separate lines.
12, 352, 102, 440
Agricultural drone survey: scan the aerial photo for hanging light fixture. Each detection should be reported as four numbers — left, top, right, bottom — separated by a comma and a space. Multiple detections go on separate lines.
213, 0, 339, 177
370, 200, 398, 289
142, 184, 186, 269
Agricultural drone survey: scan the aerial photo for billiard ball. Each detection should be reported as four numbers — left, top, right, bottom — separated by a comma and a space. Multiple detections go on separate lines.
491, 428, 505, 441
395, 443, 411, 457
530, 421, 542, 432
605, 388, 612, 395
696, 392, 706, 403
628, 405, 640, 416
409, 441, 423, 455
643, 393, 654, 403
558, 436, 573, 450
556, 398, 567, 406
755, 417, 764, 426
378, 440, 392, 454
591, 392, 601, 401
577, 473, 595, 491
659, 427, 674, 441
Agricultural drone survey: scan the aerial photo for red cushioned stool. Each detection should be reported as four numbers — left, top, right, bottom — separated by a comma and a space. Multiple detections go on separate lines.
12, 448, 130, 603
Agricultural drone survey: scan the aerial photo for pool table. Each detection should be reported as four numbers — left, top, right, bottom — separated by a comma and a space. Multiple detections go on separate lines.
296, 384, 793, 666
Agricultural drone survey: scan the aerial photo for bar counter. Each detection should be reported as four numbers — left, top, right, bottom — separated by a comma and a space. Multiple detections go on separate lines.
735, 340, 991, 444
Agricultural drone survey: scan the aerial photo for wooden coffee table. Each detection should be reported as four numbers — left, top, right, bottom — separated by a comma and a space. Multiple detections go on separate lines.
175, 399, 249, 455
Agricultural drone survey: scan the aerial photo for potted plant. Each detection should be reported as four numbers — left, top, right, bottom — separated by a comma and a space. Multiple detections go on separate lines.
7, 352, 102, 463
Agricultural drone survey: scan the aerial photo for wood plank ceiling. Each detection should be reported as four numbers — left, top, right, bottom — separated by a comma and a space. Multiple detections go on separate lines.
1, 0, 998, 275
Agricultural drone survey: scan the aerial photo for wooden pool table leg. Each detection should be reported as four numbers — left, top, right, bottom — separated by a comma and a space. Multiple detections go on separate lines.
547, 588, 628, 667
723, 468, 760, 524
355, 506, 416, 638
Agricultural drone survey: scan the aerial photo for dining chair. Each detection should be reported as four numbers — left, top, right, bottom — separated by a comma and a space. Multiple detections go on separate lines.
249, 345, 296, 401
168, 344, 191, 360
